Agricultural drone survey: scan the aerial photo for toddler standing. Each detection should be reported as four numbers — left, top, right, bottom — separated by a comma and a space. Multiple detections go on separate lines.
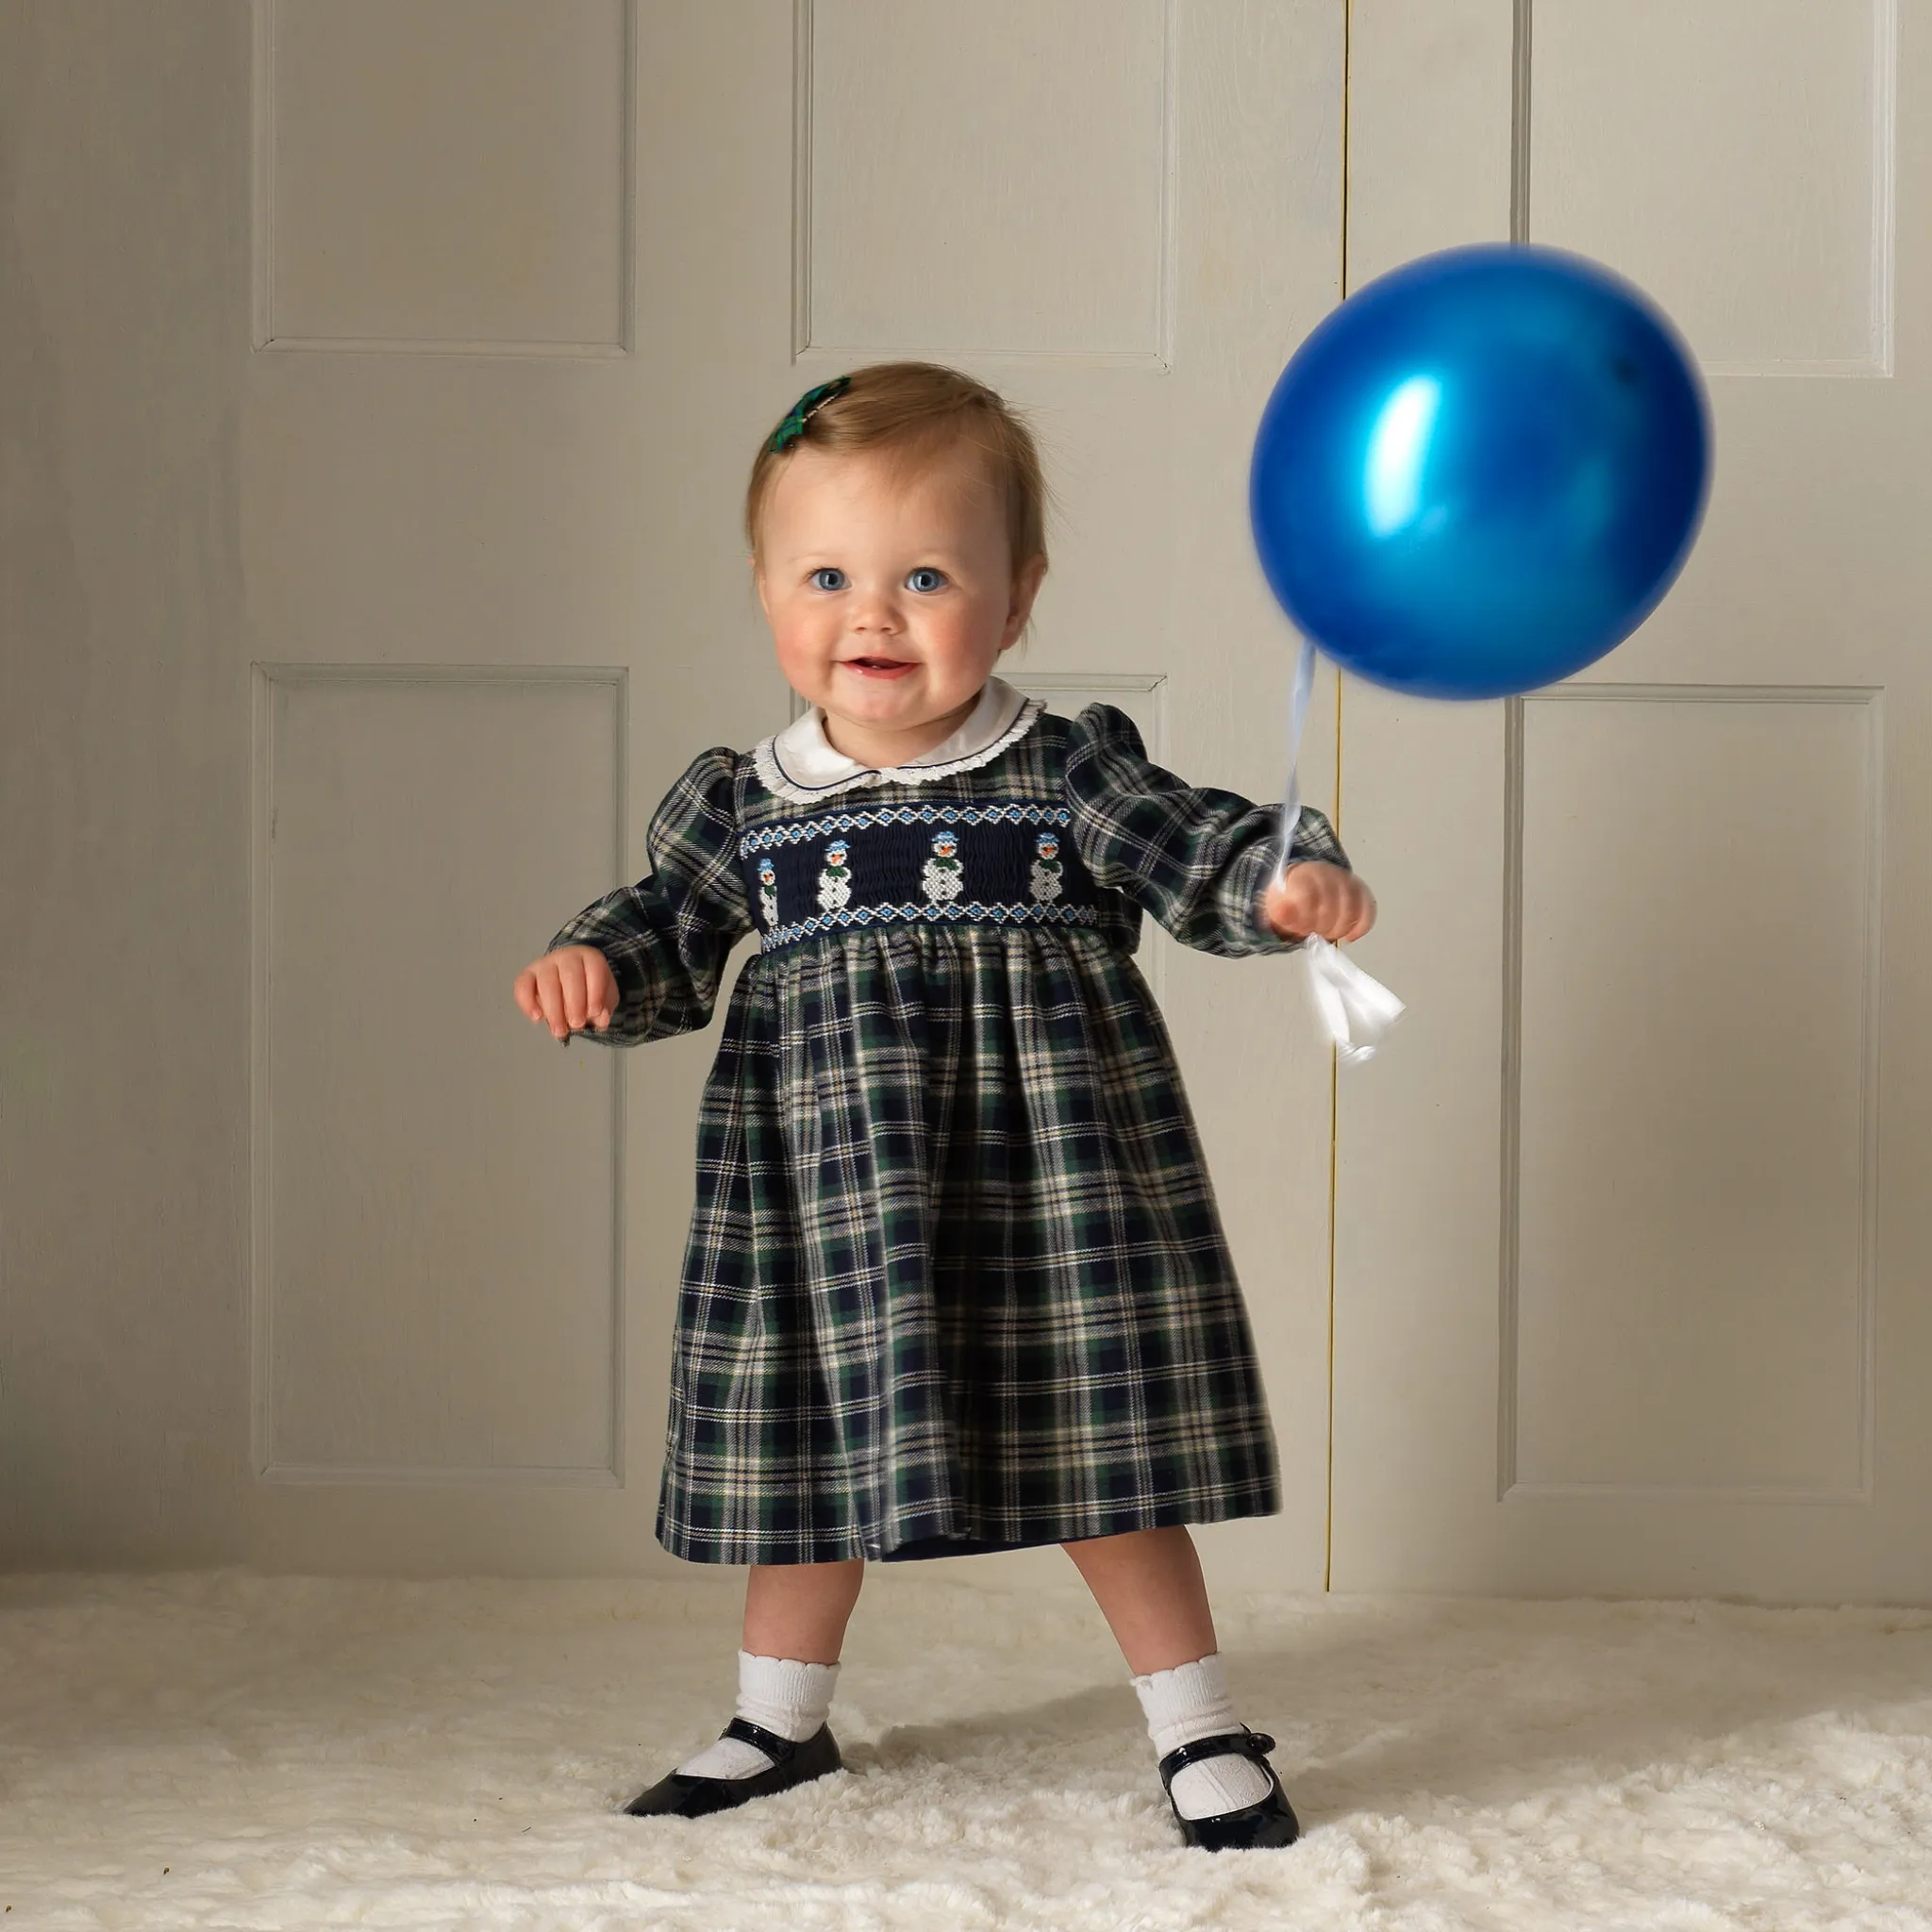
513, 362, 1374, 1850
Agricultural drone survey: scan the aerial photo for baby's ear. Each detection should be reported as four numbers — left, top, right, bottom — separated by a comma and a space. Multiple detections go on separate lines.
1004, 555, 1048, 643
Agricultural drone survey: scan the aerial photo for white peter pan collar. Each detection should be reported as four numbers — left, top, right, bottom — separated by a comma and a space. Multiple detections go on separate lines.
754, 676, 1043, 806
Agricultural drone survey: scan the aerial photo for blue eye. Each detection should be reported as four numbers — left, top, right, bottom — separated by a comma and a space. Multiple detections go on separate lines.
907, 567, 948, 593
810, 567, 848, 592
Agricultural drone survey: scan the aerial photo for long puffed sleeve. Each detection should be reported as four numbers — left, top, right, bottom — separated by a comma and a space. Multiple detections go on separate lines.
545, 748, 752, 1044
1063, 704, 1348, 958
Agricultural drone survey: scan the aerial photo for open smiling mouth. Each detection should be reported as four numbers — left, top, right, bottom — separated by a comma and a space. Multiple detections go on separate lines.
841, 658, 916, 675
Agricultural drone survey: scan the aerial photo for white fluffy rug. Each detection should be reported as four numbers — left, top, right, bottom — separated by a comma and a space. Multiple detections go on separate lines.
3, 1568, 1930, 1930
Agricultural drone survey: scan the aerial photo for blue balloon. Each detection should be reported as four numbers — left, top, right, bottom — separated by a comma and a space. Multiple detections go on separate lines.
1250, 244, 1710, 700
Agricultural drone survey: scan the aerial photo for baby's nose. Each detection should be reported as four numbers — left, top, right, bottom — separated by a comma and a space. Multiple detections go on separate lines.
849, 587, 902, 630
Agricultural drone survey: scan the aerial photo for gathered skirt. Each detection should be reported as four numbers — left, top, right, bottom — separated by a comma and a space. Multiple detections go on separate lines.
655, 923, 1280, 1564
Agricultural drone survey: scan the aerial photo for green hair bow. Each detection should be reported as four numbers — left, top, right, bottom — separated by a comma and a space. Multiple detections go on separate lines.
768, 375, 851, 454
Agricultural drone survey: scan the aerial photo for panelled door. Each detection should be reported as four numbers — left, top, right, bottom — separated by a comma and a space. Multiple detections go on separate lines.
2, 2, 1353, 1578
1335, 0, 1932, 1602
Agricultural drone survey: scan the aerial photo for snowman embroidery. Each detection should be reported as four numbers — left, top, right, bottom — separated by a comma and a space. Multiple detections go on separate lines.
816, 838, 853, 912
1029, 830, 1063, 905
757, 856, 779, 930
922, 826, 964, 904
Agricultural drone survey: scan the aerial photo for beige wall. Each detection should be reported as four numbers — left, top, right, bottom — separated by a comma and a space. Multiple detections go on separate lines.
3, 2, 253, 1564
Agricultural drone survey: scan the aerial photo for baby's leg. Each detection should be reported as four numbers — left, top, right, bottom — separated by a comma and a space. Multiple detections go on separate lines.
1063, 1528, 1299, 1850
743, 1557, 865, 1663
1060, 1524, 1215, 1672
622, 1559, 862, 1819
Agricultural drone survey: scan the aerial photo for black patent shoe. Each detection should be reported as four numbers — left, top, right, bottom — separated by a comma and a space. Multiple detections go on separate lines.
622, 1717, 842, 1819
1158, 1727, 1302, 1851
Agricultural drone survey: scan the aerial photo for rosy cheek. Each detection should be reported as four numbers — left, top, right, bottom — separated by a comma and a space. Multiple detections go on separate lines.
770, 625, 821, 687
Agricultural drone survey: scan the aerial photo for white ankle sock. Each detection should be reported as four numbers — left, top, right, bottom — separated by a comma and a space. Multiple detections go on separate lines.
1132, 1652, 1274, 1822
675, 1651, 840, 1780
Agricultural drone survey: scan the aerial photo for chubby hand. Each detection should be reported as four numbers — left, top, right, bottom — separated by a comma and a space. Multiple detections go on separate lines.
513, 944, 618, 1041
1261, 861, 1377, 944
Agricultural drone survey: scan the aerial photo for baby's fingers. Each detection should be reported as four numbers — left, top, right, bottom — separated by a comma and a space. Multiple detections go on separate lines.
1339, 883, 1377, 944
559, 951, 615, 1033
536, 963, 572, 1041
556, 953, 591, 1033
1265, 870, 1319, 941
515, 947, 616, 1041
583, 953, 617, 1031
554, 947, 622, 1036
1265, 865, 1376, 944
1312, 886, 1355, 942
512, 966, 543, 1024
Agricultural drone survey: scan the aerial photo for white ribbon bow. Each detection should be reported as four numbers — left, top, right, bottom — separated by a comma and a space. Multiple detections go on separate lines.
1278, 635, 1405, 1064
1299, 933, 1405, 1064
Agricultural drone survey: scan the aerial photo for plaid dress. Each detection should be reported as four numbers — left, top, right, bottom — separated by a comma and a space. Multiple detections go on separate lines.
550, 699, 1348, 1565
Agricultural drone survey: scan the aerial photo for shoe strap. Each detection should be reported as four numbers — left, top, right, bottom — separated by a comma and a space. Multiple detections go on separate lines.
1157, 1725, 1278, 1793
722, 1715, 800, 1765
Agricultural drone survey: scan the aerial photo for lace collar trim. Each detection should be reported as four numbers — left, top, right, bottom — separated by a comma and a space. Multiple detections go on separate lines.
753, 676, 1042, 805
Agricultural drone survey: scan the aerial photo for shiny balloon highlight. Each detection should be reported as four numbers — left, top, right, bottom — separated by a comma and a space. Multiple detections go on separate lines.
1250, 244, 1710, 700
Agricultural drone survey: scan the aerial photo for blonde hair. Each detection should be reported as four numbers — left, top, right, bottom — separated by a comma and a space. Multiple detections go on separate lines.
745, 361, 1049, 577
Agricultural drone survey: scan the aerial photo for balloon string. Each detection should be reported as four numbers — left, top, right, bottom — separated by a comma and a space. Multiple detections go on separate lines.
1275, 634, 1407, 1064
1276, 632, 1319, 878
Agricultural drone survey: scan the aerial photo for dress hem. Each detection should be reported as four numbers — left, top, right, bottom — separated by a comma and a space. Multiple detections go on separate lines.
653, 1493, 1284, 1567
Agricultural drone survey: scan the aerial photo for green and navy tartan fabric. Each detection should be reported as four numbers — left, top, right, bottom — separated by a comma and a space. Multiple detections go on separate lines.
549, 705, 1348, 1565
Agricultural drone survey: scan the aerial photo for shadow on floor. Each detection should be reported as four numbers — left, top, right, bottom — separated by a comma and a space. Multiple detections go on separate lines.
841, 1605, 1932, 1825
